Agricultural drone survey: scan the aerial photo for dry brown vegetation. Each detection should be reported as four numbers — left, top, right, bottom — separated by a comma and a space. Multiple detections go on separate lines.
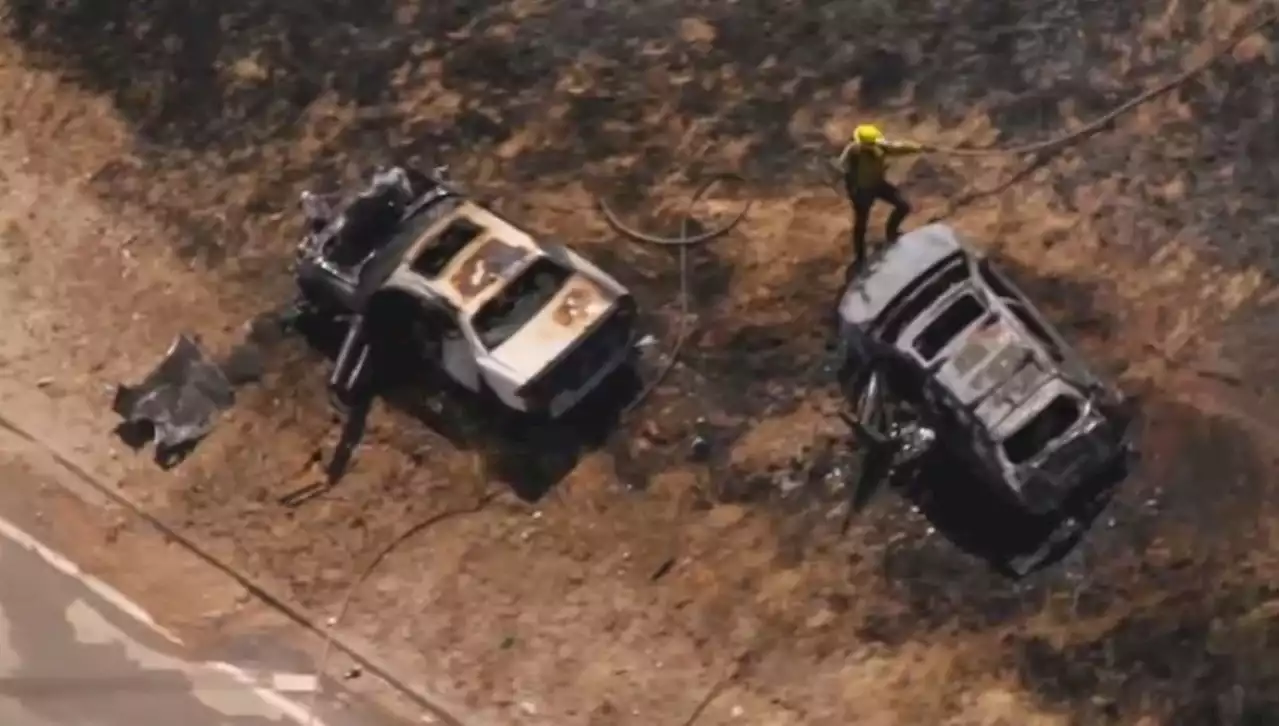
0, 0, 1275, 724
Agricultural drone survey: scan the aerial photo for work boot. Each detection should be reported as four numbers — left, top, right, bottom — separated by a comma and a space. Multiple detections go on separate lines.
885, 200, 910, 242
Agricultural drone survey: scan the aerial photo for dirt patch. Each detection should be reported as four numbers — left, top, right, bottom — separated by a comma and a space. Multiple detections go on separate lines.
0, 1, 1275, 725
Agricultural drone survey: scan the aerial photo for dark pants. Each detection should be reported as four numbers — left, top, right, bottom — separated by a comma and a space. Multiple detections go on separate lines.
846, 179, 911, 270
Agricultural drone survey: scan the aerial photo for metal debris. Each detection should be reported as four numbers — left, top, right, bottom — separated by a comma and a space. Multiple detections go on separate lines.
650, 557, 676, 581
778, 477, 804, 495
689, 416, 713, 462
111, 334, 235, 459
823, 465, 848, 494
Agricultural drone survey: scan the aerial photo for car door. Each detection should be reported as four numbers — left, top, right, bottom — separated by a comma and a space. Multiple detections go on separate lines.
394, 295, 480, 392
436, 309, 482, 392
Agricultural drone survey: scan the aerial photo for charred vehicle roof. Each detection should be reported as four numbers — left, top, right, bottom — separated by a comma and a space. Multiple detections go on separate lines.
383, 202, 629, 378
838, 224, 1136, 515
296, 172, 626, 316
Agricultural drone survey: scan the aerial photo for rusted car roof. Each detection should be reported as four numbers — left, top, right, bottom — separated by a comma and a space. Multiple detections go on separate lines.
377, 198, 629, 381
401, 202, 543, 312
488, 272, 616, 382
551, 278, 610, 328
443, 206, 542, 310
448, 236, 531, 300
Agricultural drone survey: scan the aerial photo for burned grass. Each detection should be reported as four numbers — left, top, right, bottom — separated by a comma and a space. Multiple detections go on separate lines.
4, 0, 1273, 271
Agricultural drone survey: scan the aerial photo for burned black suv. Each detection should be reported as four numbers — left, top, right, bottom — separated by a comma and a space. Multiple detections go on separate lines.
836, 224, 1138, 519
293, 166, 638, 418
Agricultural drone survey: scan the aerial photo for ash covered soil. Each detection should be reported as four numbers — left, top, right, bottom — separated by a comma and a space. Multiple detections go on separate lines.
0, 0, 1276, 724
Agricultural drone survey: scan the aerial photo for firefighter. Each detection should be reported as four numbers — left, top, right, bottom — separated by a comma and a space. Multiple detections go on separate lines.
837, 124, 927, 271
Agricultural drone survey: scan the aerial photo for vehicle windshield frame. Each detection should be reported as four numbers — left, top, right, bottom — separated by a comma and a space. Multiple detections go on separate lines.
318, 192, 440, 268
470, 256, 575, 351
875, 253, 970, 343
1000, 393, 1084, 466
912, 290, 987, 362
377, 197, 442, 254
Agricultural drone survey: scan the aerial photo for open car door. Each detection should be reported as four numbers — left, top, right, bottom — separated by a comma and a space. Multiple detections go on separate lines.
840, 367, 937, 531
840, 369, 894, 529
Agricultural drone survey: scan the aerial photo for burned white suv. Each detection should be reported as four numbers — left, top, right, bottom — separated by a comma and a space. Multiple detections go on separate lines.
836, 224, 1138, 519
294, 167, 637, 419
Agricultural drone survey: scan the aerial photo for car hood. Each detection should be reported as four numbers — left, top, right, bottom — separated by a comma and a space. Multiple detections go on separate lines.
489, 272, 618, 383
839, 224, 966, 329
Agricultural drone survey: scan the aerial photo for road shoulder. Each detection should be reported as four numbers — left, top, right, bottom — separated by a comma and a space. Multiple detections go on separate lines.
0, 427, 416, 726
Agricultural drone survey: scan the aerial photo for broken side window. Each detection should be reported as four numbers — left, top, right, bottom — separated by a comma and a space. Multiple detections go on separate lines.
914, 293, 985, 361
1007, 301, 1065, 362
977, 259, 1019, 300
978, 261, 1066, 361
879, 258, 969, 343
1001, 394, 1081, 465
472, 257, 573, 350
412, 217, 485, 278
328, 195, 444, 273
326, 194, 406, 269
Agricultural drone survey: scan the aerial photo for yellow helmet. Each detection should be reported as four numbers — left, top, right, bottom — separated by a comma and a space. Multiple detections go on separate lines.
854, 124, 884, 145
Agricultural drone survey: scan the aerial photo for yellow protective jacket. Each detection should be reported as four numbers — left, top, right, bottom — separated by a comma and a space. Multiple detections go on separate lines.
838, 140, 924, 190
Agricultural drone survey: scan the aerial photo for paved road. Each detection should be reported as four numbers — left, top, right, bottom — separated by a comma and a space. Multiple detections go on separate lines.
0, 519, 382, 726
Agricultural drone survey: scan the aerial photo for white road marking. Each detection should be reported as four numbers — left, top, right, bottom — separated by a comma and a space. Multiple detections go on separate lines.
269, 673, 321, 694
208, 662, 329, 724
0, 514, 180, 644
0, 515, 331, 725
